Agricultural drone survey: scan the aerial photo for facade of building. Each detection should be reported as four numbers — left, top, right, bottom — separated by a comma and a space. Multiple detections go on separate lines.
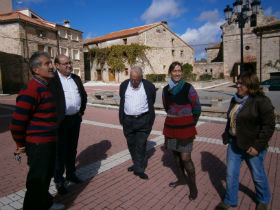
194, 0, 279, 82
83, 21, 194, 82
0, 7, 84, 93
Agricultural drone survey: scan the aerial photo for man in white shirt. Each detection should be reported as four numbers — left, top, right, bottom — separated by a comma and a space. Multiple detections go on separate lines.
49, 55, 87, 194
119, 66, 156, 180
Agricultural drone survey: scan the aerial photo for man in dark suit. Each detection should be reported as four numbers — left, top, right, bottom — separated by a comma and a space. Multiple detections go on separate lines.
49, 55, 87, 194
119, 66, 156, 180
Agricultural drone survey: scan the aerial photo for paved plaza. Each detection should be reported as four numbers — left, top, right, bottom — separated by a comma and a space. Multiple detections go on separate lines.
0, 84, 279, 210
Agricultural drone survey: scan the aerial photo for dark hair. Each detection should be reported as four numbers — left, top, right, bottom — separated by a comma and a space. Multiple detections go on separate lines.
238, 71, 264, 96
29, 51, 49, 75
168, 61, 182, 74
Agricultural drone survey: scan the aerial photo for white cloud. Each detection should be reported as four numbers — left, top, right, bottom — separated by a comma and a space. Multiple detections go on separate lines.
263, 7, 280, 19
141, 0, 186, 23
180, 18, 224, 59
196, 9, 220, 23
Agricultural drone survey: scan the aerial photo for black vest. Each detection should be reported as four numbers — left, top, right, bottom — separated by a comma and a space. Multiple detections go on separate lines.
163, 82, 191, 112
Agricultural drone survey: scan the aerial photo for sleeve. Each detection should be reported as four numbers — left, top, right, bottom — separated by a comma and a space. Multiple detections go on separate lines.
253, 96, 275, 153
188, 85, 201, 124
78, 77, 88, 115
10, 87, 38, 147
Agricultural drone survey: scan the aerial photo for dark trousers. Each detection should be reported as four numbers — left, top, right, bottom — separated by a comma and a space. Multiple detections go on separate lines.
54, 114, 82, 184
123, 114, 152, 173
23, 142, 56, 210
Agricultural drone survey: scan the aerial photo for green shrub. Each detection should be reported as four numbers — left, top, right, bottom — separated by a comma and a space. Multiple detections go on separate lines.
146, 74, 166, 82
199, 74, 212, 81
182, 63, 196, 81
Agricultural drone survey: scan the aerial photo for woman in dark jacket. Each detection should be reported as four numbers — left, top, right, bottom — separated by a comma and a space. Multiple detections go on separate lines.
162, 61, 201, 200
215, 71, 275, 210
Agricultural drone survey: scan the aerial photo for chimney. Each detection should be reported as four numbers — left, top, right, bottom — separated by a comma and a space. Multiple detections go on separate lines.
64, 20, 70, 28
0, 0, 12, 13
161, 20, 168, 27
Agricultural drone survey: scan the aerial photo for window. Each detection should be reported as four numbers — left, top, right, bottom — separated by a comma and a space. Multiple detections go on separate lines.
123, 38, 127, 45
48, 46, 54, 58
73, 68, 80, 76
72, 33, 79, 41
210, 68, 213, 73
72, 49, 80, 60
163, 65, 166, 69
59, 30, 67, 39
171, 38, 175, 45
180, 50, 184, 56
36, 29, 46, 38
125, 68, 128, 76
38, 44, 44, 51
205, 69, 208, 73
60, 47, 68, 56
68, 31, 72, 40
172, 50, 175, 56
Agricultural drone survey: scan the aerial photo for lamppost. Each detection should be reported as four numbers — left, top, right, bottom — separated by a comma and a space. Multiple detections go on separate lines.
224, 0, 261, 74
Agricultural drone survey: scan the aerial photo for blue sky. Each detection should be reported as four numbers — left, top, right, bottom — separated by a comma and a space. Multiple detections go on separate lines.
12, 0, 280, 59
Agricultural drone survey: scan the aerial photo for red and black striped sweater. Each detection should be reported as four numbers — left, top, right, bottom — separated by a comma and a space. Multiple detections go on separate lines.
10, 77, 57, 147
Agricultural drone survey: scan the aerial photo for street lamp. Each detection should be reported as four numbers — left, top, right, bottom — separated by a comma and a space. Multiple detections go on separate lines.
224, 0, 261, 73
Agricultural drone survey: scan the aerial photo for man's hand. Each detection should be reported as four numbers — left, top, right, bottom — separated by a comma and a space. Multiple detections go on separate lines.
246, 146, 258, 156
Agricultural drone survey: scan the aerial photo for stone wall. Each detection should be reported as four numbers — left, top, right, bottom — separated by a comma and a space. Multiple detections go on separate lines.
193, 62, 224, 79
207, 48, 219, 63
87, 24, 194, 82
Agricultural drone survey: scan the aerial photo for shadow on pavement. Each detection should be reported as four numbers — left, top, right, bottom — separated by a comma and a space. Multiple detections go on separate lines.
56, 139, 112, 208
161, 146, 177, 179
201, 151, 256, 202
0, 104, 15, 133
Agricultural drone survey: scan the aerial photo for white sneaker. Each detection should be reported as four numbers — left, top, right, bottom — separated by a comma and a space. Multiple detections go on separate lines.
49, 202, 65, 210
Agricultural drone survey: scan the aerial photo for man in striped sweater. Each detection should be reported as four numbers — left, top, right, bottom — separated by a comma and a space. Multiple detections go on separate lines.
10, 51, 64, 210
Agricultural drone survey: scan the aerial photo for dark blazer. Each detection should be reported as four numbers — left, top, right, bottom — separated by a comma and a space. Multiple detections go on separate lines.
222, 94, 275, 153
119, 79, 156, 128
49, 71, 87, 126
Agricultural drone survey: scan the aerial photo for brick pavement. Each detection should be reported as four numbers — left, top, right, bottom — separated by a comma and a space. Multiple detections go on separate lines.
0, 93, 279, 210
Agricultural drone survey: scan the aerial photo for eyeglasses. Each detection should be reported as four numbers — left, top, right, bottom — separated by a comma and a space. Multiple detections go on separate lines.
60, 61, 72, 66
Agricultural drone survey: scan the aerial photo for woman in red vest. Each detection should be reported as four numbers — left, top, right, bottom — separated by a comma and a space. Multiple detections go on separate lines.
162, 61, 201, 200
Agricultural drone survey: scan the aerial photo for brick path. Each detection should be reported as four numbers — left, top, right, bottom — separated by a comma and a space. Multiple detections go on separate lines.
0, 90, 279, 210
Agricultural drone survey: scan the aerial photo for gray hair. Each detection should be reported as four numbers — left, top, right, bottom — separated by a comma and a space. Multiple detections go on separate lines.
29, 51, 50, 75
131, 66, 143, 78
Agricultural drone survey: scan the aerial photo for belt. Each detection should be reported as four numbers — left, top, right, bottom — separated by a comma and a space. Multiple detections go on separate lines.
125, 111, 149, 119
65, 112, 79, 117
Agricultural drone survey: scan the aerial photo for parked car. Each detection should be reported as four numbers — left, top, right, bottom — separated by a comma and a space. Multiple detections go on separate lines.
260, 78, 280, 91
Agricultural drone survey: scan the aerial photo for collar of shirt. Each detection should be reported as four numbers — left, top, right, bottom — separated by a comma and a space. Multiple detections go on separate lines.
33, 76, 48, 86
129, 80, 142, 90
57, 70, 72, 80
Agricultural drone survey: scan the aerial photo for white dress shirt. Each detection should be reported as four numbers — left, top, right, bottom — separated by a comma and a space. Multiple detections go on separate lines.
58, 71, 81, 115
124, 81, 149, 116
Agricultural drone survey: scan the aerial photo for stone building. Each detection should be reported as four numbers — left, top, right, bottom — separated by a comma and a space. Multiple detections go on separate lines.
194, 0, 279, 82
83, 21, 194, 82
0, 7, 84, 93
193, 43, 224, 79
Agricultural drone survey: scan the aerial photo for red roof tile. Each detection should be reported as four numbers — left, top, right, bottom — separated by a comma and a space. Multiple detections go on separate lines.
0, 10, 56, 30
83, 22, 162, 45
206, 42, 221, 50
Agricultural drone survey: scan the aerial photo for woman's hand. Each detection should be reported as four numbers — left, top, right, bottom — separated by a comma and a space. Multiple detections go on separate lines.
246, 146, 258, 156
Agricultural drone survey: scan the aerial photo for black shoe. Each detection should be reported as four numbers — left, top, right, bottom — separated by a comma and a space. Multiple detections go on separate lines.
134, 172, 148, 180
67, 175, 82, 184
56, 184, 67, 195
127, 166, 134, 172
168, 180, 185, 188
215, 202, 231, 210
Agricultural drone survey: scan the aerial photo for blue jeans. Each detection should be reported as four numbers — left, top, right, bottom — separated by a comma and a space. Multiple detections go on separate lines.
224, 139, 270, 206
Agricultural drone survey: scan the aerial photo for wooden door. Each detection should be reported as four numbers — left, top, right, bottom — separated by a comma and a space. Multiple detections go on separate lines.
108, 69, 115, 81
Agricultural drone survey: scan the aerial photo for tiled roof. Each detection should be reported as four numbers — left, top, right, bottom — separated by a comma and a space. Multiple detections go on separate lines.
206, 42, 221, 50
83, 22, 162, 45
0, 10, 56, 30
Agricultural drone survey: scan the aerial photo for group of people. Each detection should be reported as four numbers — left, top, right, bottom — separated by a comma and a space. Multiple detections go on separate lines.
10, 51, 275, 210
10, 51, 87, 210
